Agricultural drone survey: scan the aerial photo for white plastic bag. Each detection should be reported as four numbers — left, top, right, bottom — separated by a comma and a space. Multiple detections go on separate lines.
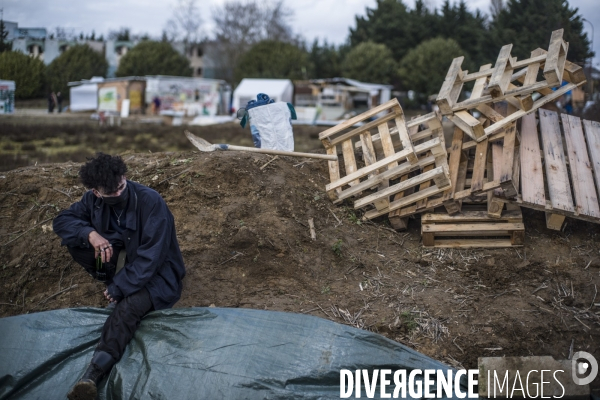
247, 102, 294, 152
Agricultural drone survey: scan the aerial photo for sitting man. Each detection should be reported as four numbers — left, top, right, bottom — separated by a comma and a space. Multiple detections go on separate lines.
53, 153, 186, 400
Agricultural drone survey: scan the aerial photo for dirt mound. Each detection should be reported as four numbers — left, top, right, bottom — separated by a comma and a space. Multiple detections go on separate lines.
1, 150, 599, 386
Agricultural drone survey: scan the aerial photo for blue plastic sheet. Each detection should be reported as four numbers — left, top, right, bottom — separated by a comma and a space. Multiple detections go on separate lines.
0, 308, 466, 399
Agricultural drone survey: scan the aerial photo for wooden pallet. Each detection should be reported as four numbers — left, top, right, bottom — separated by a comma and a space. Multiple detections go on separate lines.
436, 29, 586, 142
421, 204, 524, 248
510, 110, 600, 230
319, 102, 451, 221
383, 114, 521, 225
319, 98, 418, 204
352, 112, 452, 227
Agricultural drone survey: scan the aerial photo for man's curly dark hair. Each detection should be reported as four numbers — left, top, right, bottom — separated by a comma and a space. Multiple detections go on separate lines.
79, 153, 128, 193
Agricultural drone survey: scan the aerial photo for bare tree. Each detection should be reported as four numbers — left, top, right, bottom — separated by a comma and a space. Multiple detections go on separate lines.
209, 0, 295, 82
165, 0, 203, 49
489, 0, 504, 20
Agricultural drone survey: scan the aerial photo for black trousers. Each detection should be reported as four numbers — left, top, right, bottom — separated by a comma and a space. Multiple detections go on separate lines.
67, 246, 154, 362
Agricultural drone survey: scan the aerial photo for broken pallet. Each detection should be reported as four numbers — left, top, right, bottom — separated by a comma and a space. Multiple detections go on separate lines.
436, 29, 586, 142
421, 204, 524, 248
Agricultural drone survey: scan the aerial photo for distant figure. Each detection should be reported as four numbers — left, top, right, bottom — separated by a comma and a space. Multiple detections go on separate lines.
152, 96, 161, 115
56, 92, 63, 113
48, 92, 56, 113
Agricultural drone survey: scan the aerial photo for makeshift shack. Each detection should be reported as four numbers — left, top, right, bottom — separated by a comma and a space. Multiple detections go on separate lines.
68, 77, 103, 112
0, 80, 15, 114
97, 77, 146, 115
232, 79, 293, 113
145, 76, 231, 117
294, 78, 393, 123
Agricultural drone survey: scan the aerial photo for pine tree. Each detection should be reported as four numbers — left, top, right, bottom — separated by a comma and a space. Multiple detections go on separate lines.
489, 0, 592, 64
0, 19, 13, 53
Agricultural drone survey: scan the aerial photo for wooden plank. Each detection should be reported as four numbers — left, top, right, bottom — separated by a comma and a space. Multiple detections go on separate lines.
511, 230, 525, 245
423, 222, 524, 234
354, 166, 446, 209
405, 112, 438, 129
545, 213, 566, 231
394, 116, 418, 164
488, 44, 513, 98
319, 98, 400, 140
499, 123, 518, 198
443, 127, 464, 199
450, 111, 484, 140
539, 109, 575, 213
422, 232, 435, 246
359, 132, 378, 170
491, 142, 504, 196
424, 239, 518, 248
488, 143, 504, 218
481, 82, 583, 140
328, 109, 400, 147
512, 53, 547, 70
378, 122, 399, 169
325, 145, 341, 200
422, 210, 523, 223
470, 138, 489, 192
476, 104, 504, 123
436, 56, 464, 114
561, 114, 600, 218
388, 174, 413, 230
470, 64, 492, 100
342, 140, 360, 187
583, 120, 600, 204
543, 29, 565, 86
523, 48, 545, 86
519, 113, 545, 206
415, 164, 435, 209
563, 58, 586, 84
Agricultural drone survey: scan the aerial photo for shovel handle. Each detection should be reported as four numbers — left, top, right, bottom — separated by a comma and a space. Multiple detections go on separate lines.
223, 144, 338, 161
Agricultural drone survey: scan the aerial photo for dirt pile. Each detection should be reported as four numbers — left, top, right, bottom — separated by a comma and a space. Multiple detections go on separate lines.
0, 150, 599, 386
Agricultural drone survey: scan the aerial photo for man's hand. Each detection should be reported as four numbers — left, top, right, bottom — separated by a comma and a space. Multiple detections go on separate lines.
105, 283, 124, 304
103, 289, 118, 304
89, 231, 113, 263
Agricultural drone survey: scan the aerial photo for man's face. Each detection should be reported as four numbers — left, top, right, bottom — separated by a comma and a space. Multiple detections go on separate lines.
92, 176, 127, 198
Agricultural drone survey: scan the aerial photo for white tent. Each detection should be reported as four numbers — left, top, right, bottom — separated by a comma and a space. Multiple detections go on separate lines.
69, 79, 101, 112
232, 79, 293, 112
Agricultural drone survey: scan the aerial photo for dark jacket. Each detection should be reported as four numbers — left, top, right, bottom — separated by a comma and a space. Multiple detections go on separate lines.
53, 180, 186, 310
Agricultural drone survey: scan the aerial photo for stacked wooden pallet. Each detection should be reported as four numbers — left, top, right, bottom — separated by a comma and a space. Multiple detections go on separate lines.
320, 29, 594, 248
319, 98, 451, 223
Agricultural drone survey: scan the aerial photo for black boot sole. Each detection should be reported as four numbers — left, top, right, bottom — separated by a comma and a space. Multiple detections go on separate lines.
67, 381, 97, 400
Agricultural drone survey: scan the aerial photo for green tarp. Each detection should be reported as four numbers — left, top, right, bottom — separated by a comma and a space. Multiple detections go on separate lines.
0, 307, 465, 399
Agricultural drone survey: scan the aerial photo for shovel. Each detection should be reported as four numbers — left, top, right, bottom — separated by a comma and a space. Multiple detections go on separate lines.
185, 131, 337, 161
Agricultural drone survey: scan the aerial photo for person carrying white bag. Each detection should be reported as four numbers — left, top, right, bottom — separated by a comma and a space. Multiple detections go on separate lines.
238, 93, 297, 152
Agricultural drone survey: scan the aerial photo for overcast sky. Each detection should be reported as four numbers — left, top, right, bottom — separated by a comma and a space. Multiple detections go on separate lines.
2, 0, 598, 67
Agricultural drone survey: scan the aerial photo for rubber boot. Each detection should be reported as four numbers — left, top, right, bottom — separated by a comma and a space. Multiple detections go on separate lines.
67, 351, 115, 400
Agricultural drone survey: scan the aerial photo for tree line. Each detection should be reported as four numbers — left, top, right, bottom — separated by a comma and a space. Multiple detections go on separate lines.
0, 0, 592, 100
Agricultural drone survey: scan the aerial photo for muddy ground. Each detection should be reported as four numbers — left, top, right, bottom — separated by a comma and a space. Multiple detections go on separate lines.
0, 115, 599, 392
